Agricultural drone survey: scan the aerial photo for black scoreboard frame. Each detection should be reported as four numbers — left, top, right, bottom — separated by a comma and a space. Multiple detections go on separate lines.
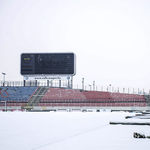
20, 53, 76, 75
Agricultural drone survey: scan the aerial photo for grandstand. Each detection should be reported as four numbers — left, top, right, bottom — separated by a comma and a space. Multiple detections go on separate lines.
0, 86, 149, 112
0, 53, 150, 112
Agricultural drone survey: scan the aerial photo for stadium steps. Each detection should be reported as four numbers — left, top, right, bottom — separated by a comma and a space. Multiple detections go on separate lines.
143, 95, 150, 106
24, 87, 49, 109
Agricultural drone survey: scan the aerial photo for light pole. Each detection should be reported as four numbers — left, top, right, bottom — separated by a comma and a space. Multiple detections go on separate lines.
2, 72, 6, 87
109, 84, 111, 92
123, 87, 125, 93
93, 81, 95, 91
89, 85, 91, 90
82, 78, 84, 90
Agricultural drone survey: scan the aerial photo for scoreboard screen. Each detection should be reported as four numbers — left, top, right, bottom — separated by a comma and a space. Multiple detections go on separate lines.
21, 53, 76, 75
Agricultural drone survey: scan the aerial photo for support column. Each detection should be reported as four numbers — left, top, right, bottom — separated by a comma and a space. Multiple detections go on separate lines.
51, 80, 53, 87
71, 76, 73, 89
23, 80, 26, 86
47, 80, 49, 87
59, 80, 61, 88
35, 80, 37, 86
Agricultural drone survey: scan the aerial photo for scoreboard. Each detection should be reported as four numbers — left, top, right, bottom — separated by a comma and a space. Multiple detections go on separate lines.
21, 53, 76, 75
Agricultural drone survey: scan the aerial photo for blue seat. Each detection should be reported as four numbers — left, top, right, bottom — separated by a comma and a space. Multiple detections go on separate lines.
0, 86, 38, 102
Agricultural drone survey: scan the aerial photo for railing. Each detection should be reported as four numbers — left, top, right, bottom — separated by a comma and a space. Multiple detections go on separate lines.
0, 81, 24, 87
0, 80, 149, 95
0, 80, 71, 88
40, 99, 146, 103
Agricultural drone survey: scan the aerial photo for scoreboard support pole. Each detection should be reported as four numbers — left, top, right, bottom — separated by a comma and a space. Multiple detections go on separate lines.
51, 80, 53, 87
71, 76, 73, 89
59, 80, 61, 88
47, 80, 49, 87
23, 80, 26, 86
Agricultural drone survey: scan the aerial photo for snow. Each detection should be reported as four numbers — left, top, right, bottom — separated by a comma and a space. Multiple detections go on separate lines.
0, 112, 149, 150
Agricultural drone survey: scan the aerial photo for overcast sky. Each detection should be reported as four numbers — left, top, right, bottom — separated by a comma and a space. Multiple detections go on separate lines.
0, 0, 150, 91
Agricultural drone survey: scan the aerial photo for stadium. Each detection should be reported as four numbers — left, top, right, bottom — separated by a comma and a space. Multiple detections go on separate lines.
1, 1, 150, 150
0, 53, 150, 112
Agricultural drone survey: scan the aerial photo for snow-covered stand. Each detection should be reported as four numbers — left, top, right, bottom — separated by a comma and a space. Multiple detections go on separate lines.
0, 86, 148, 111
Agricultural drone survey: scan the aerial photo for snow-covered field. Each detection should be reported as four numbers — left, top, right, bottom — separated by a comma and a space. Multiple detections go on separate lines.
0, 112, 149, 150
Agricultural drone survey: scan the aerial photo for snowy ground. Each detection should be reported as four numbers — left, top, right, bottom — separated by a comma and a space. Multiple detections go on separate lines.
0, 112, 149, 150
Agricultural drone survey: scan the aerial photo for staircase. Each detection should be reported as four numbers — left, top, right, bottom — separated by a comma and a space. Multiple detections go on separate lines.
143, 95, 150, 107
24, 87, 49, 110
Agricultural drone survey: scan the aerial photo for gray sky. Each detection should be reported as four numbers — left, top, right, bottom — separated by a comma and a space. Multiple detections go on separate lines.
0, 0, 150, 91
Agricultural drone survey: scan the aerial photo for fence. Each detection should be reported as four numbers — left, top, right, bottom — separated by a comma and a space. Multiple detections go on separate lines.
0, 80, 149, 95
0, 80, 71, 88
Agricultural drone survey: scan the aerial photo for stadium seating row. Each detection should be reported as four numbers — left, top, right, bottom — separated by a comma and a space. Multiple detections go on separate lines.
38, 102, 147, 107
40, 99, 145, 103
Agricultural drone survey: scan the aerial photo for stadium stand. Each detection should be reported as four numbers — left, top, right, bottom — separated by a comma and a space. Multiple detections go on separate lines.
39, 88, 147, 107
0, 86, 148, 110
